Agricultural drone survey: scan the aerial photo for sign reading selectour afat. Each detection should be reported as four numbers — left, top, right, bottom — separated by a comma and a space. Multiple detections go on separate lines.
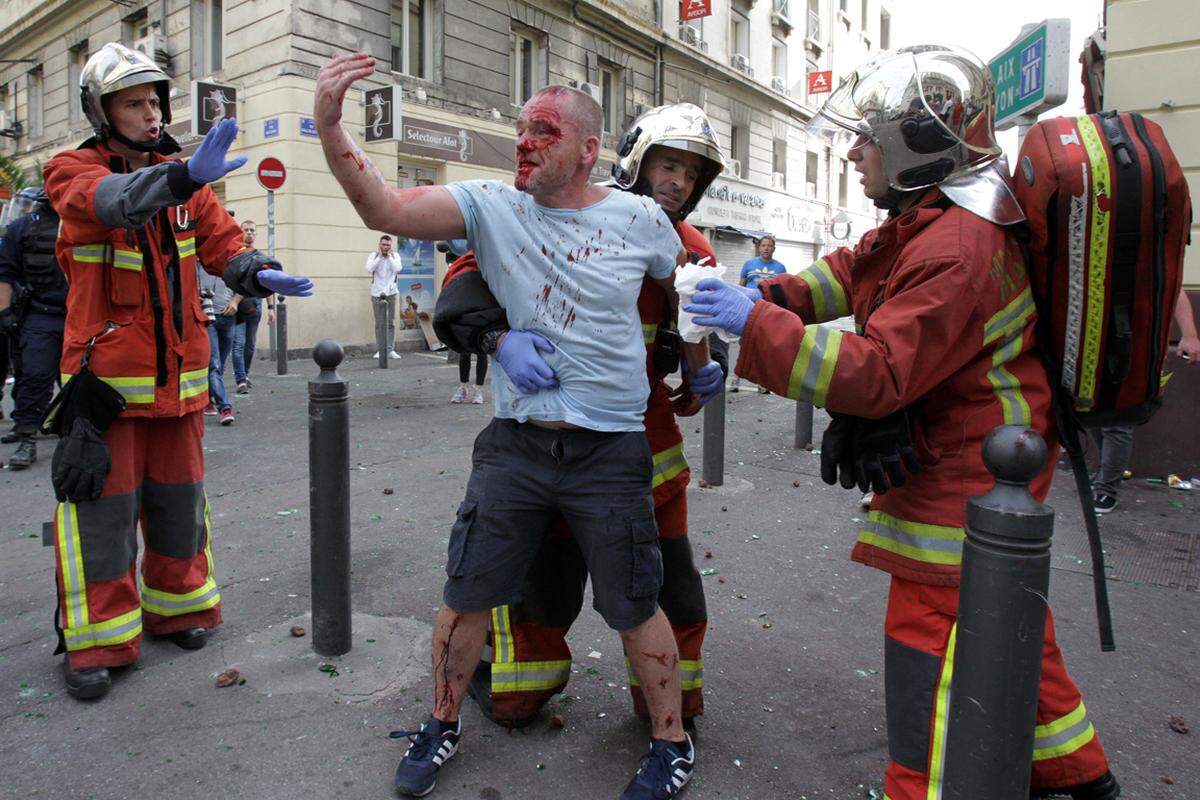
988, 19, 1071, 129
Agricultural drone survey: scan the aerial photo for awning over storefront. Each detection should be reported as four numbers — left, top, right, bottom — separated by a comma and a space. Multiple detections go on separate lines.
714, 224, 770, 240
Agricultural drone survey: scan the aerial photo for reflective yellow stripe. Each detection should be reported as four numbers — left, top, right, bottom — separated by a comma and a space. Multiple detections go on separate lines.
179, 367, 209, 400
857, 510, 964, 566
177, 236, 196, 258
651, 443, 688, 489
627, 658, 704, 691
985, 326, 1033, 427
490, 659, 572, 692
71, 244, 107, 263
112, 248, 142, 272
140, 504, 221, 616
63, 608, 142, 651
785, 324, 842, 406
491, 605, 513, 664
1076, 116, 1112, 410
983, 286, 1035, 346
62, 372, 156, 404
56, 502, 88, 631
926, 624, 957, 800
1033, 702, 1096, 761
798, 258, 849, 321
642, 323, 657, 345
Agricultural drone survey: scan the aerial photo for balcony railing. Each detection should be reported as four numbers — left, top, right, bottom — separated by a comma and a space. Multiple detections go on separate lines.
807, 9, 822, 42
773, 0, 790, 21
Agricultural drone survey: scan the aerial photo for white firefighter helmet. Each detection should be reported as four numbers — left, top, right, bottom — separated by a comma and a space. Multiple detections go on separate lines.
809, 44, 1022, 224
80, 42, 172, 145
611, 103, 726, 219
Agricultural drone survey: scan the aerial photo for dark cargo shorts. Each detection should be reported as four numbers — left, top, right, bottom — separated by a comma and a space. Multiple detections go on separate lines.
443, 418, 662, 631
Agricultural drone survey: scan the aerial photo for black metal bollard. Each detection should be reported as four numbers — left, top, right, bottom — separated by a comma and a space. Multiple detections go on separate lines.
794, 400, 814, 449
276, 298, 289, 375
701, 386, 726, 486
308, 340, 352, 656
942, 425, 1053, 800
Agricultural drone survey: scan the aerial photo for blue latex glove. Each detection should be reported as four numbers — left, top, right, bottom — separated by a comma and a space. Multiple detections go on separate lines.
683, 278, 758, 336
256, 268, 313, 297
187, 118, 247, 185
496, 330, 558, 394
687, 359, 724, 405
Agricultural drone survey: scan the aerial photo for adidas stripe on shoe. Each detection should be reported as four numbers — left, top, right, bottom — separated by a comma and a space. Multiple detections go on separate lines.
391, 717, 461, 797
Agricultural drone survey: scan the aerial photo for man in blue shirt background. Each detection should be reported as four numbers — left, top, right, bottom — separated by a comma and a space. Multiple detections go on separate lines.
732, 234, 786, 392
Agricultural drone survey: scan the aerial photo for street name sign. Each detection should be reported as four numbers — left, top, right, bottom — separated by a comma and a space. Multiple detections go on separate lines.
988, 19, 1071, 129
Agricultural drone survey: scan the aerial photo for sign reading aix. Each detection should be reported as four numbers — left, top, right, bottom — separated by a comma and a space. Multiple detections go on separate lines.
988, 19, 1071, 129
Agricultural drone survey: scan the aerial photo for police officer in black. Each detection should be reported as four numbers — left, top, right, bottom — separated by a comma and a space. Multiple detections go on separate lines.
0, 188, 67, 470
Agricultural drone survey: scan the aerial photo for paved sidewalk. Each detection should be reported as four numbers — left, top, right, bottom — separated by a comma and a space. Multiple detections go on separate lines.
0, 352, 1196, 799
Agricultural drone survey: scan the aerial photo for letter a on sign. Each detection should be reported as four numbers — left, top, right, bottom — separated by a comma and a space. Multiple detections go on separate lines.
681, 0, 712, 21
807, 71, 833, 95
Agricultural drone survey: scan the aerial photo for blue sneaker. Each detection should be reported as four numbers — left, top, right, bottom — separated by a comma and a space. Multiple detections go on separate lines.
390, 717, 461, 797
620, 734, 695, 799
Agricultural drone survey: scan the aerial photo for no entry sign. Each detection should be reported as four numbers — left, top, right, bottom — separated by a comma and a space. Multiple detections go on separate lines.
256, 158, 286, 191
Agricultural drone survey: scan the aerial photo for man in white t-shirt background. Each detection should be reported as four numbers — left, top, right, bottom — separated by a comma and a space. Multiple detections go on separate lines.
366, 233, 403, 359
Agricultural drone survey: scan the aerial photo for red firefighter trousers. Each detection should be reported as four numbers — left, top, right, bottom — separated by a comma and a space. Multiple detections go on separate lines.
883, 577, 1109, 800
54, 412, 222, 671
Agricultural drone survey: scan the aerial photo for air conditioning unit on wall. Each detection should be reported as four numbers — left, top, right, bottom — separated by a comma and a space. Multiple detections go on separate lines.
679, 25, 701, 47
771, 172, 786, 190
728, 158, 743, 178
771, 76, 787, 93
133, 32, 172, 74
730, 54, 753, 77
569, 79, 602, 103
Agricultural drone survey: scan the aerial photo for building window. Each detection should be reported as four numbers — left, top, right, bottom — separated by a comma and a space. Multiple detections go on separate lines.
730, 123, 749, 179
772, 38, 787, 86
772, 138, 787, 189
68, 42, 88, 126
838, 158, 848, 208
730, 9, 750, 60
807, 0, 822, 42
839, 0, 848, 12
192, 0, 223, 75
599, 65, 621, 133
880, 9, 891, 48
805, 150, 819, 197
860, 0, 868, 28
27, 67, 44, 139
391, 0, 430, 79
122, 8, 150, 46
511, 24, 547, 106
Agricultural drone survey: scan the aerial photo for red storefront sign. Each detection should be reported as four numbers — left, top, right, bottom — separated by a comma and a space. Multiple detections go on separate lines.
681, 0, 712, 21
807, 70, 833, 95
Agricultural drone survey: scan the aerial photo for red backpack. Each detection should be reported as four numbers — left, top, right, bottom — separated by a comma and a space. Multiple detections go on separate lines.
1013, 111, 1191, 428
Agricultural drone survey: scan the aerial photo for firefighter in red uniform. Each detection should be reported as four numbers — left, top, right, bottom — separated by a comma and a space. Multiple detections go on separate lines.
686, 47, 1119, 799
433, 103, 727, 728
43, 43, 313, 701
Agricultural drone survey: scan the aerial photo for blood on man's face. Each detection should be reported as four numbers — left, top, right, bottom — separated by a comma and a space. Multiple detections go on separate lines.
514, 91, 579, 194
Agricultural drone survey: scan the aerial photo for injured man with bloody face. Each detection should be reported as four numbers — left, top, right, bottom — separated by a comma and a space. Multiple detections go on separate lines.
316, 53, 714, 799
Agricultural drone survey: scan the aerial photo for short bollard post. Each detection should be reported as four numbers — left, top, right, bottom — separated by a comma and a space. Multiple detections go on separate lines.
308, 340, 352, 656
702, 386, 726, 486
276, 298, 289, 375
794, 400, 813, 449
942, 425, 1053, 799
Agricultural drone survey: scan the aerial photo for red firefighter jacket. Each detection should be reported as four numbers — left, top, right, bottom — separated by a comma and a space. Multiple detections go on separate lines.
45, 140, 247, 418
739, 191, 1057, 585
438, 220, 717, 508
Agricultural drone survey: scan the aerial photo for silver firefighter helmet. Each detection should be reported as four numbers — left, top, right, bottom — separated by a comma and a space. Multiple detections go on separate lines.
80, 42, 172, 141
612, 102, 726, 219
809, 44, 1023, 224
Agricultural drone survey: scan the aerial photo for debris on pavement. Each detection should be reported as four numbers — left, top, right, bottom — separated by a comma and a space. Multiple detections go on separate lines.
319, 663, 339, 678
700, 568, 719, 576
382, 487, 395, 495
587, 651, 602, 659
215, 668, 240, 688
793, 480, 801, 487
290, 625, 306, 637
704, 549, 713, 558
1168, 715, 1189, 735
698, 479, 709, 488
550, 715, 565, 730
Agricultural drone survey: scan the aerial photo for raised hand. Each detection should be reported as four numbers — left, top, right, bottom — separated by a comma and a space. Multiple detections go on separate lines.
187, 118, 247, 185
314, 52, 377, 130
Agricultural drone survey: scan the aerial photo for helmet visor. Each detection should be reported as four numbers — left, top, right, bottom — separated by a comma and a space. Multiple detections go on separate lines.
805, 110, 863, 150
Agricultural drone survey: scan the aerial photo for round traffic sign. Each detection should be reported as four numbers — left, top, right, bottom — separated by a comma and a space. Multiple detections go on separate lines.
256, 157, 286, 191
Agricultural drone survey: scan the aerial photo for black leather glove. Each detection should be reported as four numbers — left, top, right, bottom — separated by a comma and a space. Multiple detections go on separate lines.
0, 306, 19, 336
51, 418, 112, 503
820, 413, 859, 490
852, 410, 923, 495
